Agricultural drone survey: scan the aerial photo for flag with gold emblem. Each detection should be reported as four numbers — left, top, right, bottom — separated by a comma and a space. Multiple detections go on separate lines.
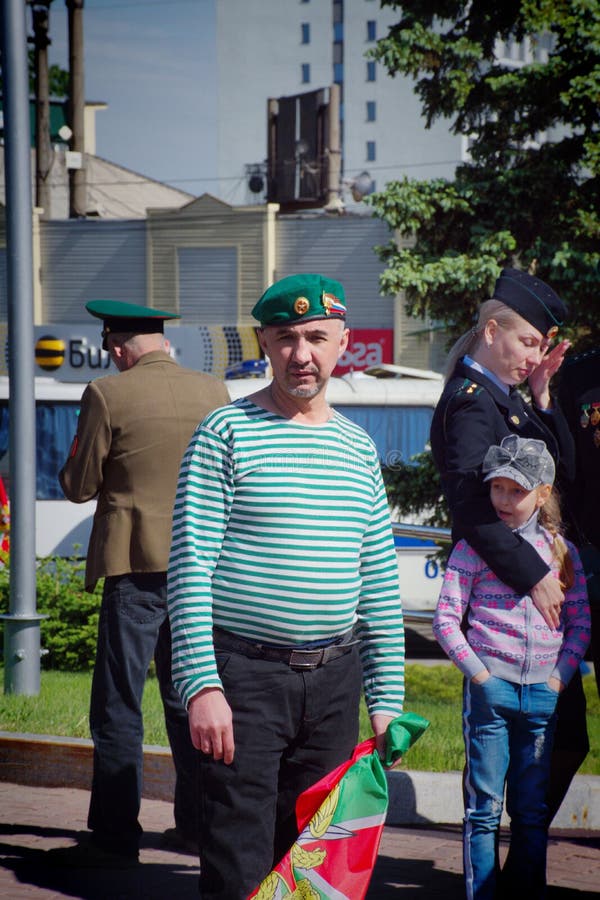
247, 712, 429, 900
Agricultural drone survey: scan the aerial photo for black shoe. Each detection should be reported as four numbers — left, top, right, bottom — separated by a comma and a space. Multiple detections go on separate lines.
45, 839, 139, 869
160, 827, 199, 856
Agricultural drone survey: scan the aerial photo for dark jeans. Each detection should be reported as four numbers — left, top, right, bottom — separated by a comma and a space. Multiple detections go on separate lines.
87, 573, 198, 856
198, 643, 362, 900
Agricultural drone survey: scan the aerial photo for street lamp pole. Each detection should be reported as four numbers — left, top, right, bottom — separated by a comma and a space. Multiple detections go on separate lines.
0, 0, 42, 695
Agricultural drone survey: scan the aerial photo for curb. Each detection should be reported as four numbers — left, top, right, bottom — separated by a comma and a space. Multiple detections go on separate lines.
1, 732, 599, 830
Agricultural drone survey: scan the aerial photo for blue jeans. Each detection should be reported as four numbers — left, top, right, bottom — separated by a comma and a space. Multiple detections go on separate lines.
462, 676, 559, 900
87, 573, 198, 856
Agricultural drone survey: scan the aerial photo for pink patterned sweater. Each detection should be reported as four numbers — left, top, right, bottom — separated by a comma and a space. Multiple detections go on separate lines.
433, 514, 591, 686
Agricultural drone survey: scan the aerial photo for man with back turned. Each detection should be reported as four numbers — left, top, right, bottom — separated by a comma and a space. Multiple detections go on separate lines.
54, 300, 230, 866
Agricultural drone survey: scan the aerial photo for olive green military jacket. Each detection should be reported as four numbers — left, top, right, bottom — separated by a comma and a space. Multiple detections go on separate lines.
59, 350, 230, 591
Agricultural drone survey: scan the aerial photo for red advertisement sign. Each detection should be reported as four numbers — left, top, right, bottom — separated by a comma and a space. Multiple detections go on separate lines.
333, 328, 393, 376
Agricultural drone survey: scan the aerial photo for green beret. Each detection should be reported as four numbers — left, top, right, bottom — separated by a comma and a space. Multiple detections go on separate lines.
85, 300, 180, 350
252, 274, 347, 326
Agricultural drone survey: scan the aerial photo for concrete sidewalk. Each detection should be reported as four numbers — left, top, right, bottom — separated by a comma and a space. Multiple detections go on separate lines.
0, 781, 599, 899
2, 731, 599, 831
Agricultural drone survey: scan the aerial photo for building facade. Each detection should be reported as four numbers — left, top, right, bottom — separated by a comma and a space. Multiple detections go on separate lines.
0, 198, 446, 379
216, 0, 465, 207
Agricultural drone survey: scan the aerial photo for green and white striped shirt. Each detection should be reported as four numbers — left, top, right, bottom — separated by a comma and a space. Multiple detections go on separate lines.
168, 397, 405, 716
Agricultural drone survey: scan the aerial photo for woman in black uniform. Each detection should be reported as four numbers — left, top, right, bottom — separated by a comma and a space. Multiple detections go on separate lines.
430, 267, 587, 823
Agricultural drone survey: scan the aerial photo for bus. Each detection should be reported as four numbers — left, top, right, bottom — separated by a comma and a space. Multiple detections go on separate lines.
0, 366, 445, 612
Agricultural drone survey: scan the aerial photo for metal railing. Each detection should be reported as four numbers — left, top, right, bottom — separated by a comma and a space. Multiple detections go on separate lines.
391, 522, 451, 545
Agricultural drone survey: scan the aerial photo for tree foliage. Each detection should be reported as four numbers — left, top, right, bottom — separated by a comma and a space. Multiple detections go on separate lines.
367, 0, 600, 348
30, 49, 70, 99
383, 451, 450, 560
0, 555, 101, 671
0, 49, 68, 99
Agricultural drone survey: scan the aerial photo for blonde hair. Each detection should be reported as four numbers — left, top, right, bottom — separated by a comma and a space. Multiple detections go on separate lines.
538, 487, 575, 591
444, 300, 526, 383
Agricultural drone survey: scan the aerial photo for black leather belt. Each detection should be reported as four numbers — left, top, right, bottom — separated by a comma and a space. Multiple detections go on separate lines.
213, 626, 358, 670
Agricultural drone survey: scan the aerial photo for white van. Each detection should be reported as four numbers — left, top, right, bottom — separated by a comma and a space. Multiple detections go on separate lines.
0, 367, 445, 612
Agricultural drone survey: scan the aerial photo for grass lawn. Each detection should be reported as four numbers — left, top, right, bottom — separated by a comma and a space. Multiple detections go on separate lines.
0, 665, 598, 775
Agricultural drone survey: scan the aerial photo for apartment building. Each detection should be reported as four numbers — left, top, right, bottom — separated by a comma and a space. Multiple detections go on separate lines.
216, 0, 464, 207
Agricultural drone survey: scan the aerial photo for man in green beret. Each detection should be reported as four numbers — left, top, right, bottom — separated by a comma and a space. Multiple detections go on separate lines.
53, 300, 230, 867
168, 273, 405, 898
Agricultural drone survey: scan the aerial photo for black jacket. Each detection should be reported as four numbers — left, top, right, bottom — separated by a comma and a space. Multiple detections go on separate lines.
430, 359, 575, 595
557, 349, 600, 551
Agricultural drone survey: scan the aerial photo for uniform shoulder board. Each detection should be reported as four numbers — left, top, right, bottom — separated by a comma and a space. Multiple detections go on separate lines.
456, 378, 483, 396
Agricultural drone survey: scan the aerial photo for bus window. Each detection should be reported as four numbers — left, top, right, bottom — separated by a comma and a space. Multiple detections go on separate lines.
0, 401, 80, 500
336, 405, 434, 466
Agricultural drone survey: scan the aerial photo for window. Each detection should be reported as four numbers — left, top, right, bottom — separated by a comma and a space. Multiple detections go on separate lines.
366, 100, 376, 121
0, 402, 81, 500
366, 140, 376, 161
367, 20, 376, 41
366, 60, 376, 81
301, 23, 310, 44
336, 405, 434, 465
334, 22, 343, 41
301, 63, 310, 83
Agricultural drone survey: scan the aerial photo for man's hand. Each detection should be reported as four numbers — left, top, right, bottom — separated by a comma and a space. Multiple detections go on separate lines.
531, 572, 565, 629
188, 687, 235, 764
370, 713, 403, 769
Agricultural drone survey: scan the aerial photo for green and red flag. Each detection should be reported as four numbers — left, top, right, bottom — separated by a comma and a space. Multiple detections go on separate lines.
248, 712, 429, 900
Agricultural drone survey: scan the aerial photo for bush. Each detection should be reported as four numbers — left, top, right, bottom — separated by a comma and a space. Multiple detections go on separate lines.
0, 554, 101, 671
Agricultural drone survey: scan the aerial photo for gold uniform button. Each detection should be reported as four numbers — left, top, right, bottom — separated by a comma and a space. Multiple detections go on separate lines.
294, 296, 310, 315
510, 415, 520, 425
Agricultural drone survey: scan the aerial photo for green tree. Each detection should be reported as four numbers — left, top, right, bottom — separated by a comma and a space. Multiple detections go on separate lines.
29, 49, 70, 99
367, 0, 600, 348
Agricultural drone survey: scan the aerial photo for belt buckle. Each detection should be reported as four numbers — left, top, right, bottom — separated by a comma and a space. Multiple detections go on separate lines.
289, 649, 323, 670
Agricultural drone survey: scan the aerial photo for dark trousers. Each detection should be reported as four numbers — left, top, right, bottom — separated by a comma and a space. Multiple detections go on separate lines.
198, 643, 362, 900
87, 573, 198, 856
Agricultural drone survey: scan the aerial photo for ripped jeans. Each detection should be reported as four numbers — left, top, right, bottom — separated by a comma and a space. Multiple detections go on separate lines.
462, 676, 559, 900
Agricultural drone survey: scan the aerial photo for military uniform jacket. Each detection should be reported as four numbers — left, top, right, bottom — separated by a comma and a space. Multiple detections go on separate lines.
430, 358, 575, 596
59, 351, 230, 591
558, 349, 600, 551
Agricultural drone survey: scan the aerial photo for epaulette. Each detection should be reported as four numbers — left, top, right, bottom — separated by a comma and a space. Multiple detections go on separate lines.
456, 379, 483, 397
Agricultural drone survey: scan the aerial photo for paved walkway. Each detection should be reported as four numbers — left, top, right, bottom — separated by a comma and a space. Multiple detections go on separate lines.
0, 782, 599, 898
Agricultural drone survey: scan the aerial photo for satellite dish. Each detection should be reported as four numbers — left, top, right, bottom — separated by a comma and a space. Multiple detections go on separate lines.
350, 170, 375, 201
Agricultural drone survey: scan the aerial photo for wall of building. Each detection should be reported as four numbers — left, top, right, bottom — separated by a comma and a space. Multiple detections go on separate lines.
39, 219, 147, 322
0, 199, 445, 373
147, 195, 273, 325
215, 0, 464, 208
216, 0, 332, 205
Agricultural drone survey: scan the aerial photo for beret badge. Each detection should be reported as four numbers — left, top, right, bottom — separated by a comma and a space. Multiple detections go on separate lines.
294, 296, 310, 315
321, 291, 346, 317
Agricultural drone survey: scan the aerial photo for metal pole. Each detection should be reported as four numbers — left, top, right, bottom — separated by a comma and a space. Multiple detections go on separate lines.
66, 0, 86, 217
0, 0, 42, 694
31, 1, 54, 218
325, 83, 342, 208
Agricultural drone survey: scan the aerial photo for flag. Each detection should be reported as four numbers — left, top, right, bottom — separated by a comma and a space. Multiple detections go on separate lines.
248, 712, 430, 900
